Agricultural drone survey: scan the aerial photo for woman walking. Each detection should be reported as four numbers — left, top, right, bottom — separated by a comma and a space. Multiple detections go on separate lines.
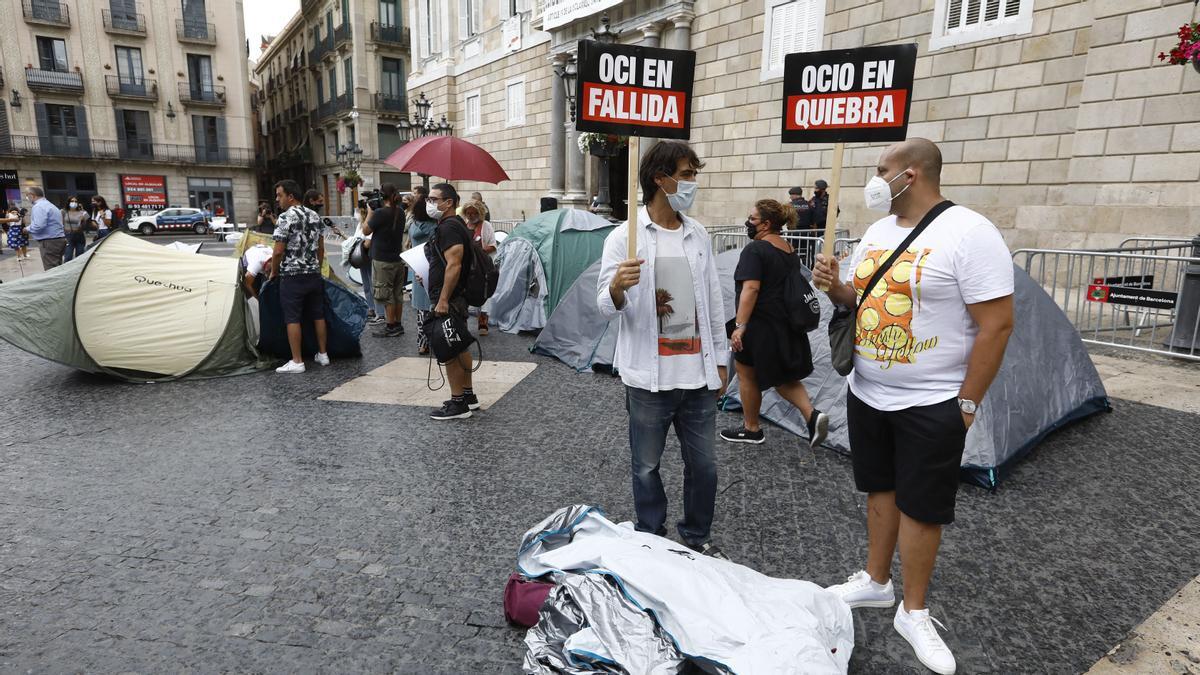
461, 200, 496, 335
407, 185, 437, 355
62, 196, 89, 261
722, 199, 829, 447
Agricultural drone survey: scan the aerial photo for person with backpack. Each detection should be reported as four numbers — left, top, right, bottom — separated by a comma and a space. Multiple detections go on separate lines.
424, 182, 478, 420
722, 199, 829, 447
61, 196, 89, 262
407, 185, 437, 355
461, 200, 496, 335
361, 183, 407, 338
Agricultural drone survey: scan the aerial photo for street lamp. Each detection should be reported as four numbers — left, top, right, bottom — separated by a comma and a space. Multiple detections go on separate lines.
394, 92, 453, 188
555, 59, 578, 122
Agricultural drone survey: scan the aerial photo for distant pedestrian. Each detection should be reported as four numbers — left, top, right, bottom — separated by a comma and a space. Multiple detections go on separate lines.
815, 138, 1014, 675
788, 186, 814, 230
270, 179, 330, 374
91, 196, 114, 242
2, 208, 28, 261
113, 203, 126, 230
61, 196, 89, 261
256, 202, 277, 234
461, 200, 495, 335
469, 191, 491, 221
722, 199, 828, 446
26, 187, 66, 269
810, 179, 840, 230
362, 183, 407, 338
352, 205, 386, 325
407, 185, 437, 355
304, 188, 345, 239
424, 182, 477, 420
596, 140, 731, 560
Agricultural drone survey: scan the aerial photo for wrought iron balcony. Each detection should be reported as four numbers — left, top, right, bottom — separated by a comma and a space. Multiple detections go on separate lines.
26, 67, 83, 94
23, 0, 70, 27
332, 22, 351, 49
311, 93, 353, 122
102, 8, 145, 35
177, 19, 216, 45
178, 82, 226, 107
0, 134, 256, 167
309, 37, 333, 65
106, 75, 157, 101
370, 22, 410, 49
374, 93, 408, 117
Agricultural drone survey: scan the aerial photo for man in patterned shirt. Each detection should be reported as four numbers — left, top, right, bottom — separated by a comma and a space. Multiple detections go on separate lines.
270, 179, 329, 374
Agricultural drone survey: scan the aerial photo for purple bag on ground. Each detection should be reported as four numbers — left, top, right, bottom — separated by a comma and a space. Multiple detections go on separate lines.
503, 573, 553, 628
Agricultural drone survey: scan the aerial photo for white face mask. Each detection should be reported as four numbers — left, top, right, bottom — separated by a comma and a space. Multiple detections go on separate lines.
863, 168, 912, 212
69, 202, 78, 209
425, 199, 442, 220
663, 175, 699, 212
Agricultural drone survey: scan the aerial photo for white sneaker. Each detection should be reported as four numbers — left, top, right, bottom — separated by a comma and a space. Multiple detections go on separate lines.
275, 360, 306, 374
314, 352, 330, 366
894, 604, 956, 675
826, 570, 895, 609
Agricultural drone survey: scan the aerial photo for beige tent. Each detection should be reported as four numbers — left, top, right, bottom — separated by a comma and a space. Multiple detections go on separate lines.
0, 231, 266, 381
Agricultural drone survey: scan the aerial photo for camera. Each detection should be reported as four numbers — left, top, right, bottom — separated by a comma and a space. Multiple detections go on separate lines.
358, 189, 384, 211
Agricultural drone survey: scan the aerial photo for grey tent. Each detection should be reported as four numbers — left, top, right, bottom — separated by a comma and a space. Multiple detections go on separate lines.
0, 231, 268, 381
534, 246, 1109, 488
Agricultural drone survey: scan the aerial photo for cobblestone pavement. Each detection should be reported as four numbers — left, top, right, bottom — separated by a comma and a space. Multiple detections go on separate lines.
0, 306, 1198, 674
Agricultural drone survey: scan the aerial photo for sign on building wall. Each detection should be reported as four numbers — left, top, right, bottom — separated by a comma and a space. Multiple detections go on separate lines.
0, 170, 19, 210
503, 15, 522, 52
780, 44, 918, 144
542, 0, 622, 31
121, 174, 169, 209
575, 40, 696, 140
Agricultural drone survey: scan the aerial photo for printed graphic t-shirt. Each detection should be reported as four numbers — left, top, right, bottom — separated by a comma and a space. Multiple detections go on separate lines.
272, 205, 325, 276
653, 225, 706, 390
841, 205, 1014, 411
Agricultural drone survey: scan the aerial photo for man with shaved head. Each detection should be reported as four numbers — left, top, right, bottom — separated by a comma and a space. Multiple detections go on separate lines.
813, 138, 1014, 674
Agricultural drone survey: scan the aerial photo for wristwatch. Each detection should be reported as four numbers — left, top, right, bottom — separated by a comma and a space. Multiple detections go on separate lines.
735, 322, 746, 329
958, 398, 978, 415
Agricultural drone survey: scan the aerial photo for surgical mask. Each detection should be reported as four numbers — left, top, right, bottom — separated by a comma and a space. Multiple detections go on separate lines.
744, 220, 758, 240
425, 200, 442, 220
663, 176, 698, 212
69, 201, 78, 209
863, 169, 912, 212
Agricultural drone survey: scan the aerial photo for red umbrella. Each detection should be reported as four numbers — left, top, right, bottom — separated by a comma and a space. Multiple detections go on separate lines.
383, 136, 511, 184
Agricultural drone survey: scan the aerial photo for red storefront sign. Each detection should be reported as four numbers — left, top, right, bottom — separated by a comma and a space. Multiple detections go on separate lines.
121, 174, 168, 208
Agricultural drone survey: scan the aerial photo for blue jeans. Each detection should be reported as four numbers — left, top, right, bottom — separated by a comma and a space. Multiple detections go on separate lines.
358, 256, 385, 316
63, 233, 86, 262
626, 386, 718, 547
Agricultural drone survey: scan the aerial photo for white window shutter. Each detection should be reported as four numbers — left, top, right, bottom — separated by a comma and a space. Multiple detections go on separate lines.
460, 0, 470, 37
946, 0, 965, 30
499, 0, 510, 20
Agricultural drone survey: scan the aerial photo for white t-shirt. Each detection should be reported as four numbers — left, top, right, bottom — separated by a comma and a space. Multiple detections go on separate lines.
842, 205, 1014, 411
94, 209, 112, 231
243, 245, 273, 277
654, 225, 707, 390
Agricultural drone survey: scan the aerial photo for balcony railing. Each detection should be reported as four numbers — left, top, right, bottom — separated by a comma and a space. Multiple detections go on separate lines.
102, 8, 145, 35
311, 95, 353, 122
23, 0, 70, 27
106, 75, 157, 100
371, 22, 410, 49
0, 134, 255, 167
26, 67, 84, 93
332, 22, 351, 48
309, 37, 333, 64
176, 19, 216, 45
374, 93, 408, 117
178, 82, 226, 107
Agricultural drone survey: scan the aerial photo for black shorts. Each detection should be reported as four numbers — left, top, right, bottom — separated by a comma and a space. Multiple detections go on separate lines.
279, 273, 326, 324
847, 390, 968, 525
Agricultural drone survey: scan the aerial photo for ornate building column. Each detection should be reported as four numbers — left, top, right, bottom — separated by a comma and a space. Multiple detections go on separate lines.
548, 53, 567, 200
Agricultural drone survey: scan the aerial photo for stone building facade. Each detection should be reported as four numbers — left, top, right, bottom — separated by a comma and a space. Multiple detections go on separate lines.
408, 0, 1200, 246
0, 0, 257, 220
255, 0, 413, 216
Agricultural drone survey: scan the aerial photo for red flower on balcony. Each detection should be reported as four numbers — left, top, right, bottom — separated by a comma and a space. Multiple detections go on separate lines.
1158, 22, 1200, 66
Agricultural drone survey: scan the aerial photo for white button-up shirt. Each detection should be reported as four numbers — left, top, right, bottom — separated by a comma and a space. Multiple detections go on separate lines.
596, 206, 729, 393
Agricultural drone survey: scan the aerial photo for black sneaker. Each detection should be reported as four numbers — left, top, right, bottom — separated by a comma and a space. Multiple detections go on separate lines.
430, 399, 472, 420
720, 427, 765, 444
372, 324, 404, 338
686, 541, 732, 562
807, 408, 830, 449
462, 392, 480, 410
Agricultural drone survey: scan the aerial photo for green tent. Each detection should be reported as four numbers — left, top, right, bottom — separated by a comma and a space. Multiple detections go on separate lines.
0, 231, 268, 382
489, 208, 615, 333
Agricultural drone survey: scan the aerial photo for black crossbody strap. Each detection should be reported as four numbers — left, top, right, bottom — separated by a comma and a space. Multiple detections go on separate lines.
855, 200, 954, 311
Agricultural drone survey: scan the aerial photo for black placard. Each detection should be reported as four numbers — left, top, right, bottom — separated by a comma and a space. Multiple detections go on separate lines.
1087, 285, 1177, 309
575, 40, 696, 139
1092, 275, 1154, 290
780, 44, 918, 144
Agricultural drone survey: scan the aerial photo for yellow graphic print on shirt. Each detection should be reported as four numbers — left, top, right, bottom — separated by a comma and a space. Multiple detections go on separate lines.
853, 247, 936, 369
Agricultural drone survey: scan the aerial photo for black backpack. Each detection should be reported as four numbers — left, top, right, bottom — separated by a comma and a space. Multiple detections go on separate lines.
782, 252, 822, 333
434, 216, 498, 307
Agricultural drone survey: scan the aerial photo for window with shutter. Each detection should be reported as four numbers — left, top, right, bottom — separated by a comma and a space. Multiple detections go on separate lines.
931, 0, 1032, 50
760, 0, 825, 82
465, 92, 481, 132
506, 79, 525, 127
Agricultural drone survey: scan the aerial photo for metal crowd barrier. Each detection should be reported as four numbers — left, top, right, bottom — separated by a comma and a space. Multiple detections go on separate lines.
490, 219, 522, 234
1012, 246, 1200, 360
710, 230, 858, 270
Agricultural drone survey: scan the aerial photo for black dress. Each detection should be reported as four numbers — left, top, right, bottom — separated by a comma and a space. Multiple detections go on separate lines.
733, 240, 814, 391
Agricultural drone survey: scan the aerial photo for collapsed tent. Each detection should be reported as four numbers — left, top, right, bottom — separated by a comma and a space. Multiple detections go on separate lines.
0, 231, 268, 381
534, 243, 1109, 487
520, 505, 854, 674
489, 209, 615, 333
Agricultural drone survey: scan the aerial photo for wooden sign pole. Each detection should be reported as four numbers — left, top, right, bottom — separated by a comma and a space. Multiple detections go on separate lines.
627, 135, 640, 259
816, 141, 845, 291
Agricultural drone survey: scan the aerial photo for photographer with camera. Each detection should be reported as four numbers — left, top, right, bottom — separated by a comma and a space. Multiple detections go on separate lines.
256, 202, 277, 234
360, 184, 407, 338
